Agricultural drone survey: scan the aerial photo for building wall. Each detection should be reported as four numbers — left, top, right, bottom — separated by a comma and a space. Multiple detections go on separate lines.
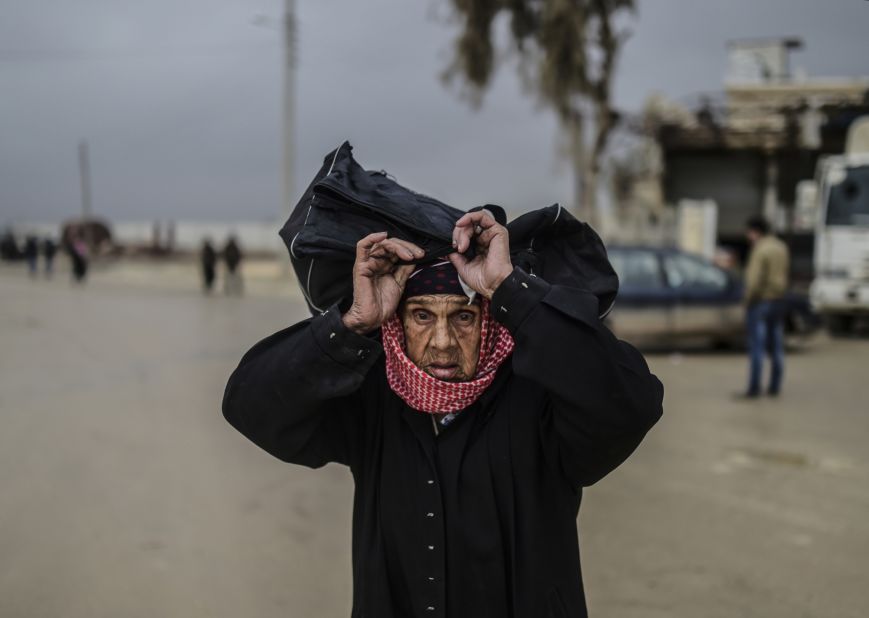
664, 151, 764, 237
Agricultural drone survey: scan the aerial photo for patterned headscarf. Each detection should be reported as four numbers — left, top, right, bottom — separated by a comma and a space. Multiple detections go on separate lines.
381, 263, 514, 414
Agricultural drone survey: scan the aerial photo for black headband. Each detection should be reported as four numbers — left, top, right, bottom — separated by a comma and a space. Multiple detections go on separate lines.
403, 261, 469, 299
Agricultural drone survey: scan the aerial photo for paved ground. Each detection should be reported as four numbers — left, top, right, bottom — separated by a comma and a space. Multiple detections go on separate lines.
1, 262, 868, 617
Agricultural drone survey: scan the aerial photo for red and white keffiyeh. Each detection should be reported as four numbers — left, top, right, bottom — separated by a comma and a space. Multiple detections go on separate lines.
381, 299, 514, 414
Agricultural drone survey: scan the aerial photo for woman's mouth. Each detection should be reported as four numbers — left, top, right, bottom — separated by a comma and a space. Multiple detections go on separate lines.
428, 363, 459, 380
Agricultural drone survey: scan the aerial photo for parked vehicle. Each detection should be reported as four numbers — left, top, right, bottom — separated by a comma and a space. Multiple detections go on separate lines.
606, 246, 820, 348
807, 116, 869, 335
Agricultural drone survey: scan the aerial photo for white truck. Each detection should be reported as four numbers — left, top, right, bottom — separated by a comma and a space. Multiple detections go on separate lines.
809, 116, 869, 334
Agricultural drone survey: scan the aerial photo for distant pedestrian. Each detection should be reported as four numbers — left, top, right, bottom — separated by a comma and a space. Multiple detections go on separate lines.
739, 216, 790, 398
68, 235, 89, 284
222, 236, 243, 295
42, 237, 57, 277
24, 235, 39, 277
200, 239, 217, 294
1, 228, 20, 261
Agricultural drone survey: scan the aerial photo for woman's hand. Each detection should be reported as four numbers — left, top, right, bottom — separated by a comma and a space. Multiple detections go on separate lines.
448, 210, 513, 300
342, 232, 424, 334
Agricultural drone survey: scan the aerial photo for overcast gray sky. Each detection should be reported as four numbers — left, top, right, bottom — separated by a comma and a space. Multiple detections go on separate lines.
1, 0, 867, 224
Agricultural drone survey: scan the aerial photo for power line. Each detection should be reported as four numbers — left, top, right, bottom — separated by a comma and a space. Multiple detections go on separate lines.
0, 43, 279, 64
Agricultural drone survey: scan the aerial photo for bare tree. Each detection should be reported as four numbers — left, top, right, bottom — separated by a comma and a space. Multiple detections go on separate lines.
443, 0, 633, 226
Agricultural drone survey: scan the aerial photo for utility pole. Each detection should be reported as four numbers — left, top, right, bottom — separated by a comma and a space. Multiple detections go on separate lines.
78, 139, 95, 247
283, 0, 297, 222
78, 140, 93, 221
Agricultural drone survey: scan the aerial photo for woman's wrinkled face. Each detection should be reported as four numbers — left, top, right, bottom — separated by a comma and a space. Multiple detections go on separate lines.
400, 295, 482, 382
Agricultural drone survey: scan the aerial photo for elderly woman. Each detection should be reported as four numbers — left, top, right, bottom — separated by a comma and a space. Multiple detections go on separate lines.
223, 210, 663, 618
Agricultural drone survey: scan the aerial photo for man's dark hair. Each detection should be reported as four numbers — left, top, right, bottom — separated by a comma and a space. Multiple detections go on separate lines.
745, 215, 770, 235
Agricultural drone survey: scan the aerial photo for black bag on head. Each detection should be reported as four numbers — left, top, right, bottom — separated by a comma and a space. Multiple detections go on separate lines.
280, 142, 618, 318
507, 204, 618, 318
280, 141, 465, 314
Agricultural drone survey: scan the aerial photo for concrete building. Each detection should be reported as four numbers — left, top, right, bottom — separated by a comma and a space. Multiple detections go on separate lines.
626, 38, 869, 283
658, 39, 868, 237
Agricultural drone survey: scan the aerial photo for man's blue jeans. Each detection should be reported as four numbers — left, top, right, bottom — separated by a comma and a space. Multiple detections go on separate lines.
746, 300, 785, 395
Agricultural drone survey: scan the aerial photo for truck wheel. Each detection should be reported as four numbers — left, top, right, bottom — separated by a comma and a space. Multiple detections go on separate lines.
826, 314, 854, 337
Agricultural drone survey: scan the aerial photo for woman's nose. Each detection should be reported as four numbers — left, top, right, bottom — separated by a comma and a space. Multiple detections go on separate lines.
431, 319, 454, 350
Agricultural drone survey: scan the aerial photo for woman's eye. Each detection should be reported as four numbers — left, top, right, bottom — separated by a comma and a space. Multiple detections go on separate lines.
415, 311, 431, 321
456, 312, 474, 323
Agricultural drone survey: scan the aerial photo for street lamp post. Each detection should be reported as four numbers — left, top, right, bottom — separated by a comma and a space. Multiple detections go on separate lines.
283, 0, 297, 223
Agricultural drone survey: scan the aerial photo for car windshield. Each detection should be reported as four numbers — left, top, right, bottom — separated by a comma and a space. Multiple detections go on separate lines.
825, 165, 869, 226
662, 253, 728, 291
609, 249, 664, 289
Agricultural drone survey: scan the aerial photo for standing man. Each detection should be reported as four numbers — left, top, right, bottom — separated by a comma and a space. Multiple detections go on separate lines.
741, 215, 790, 398
223, 211, 664, 618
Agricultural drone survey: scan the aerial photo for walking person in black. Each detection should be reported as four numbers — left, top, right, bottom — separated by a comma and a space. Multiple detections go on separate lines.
0, 228, 20, 261
67, 233, 89, 284
222, 236, 243, 295
42, 237, 57, 278
200, 239, 217, 294
23, 235, 39, 278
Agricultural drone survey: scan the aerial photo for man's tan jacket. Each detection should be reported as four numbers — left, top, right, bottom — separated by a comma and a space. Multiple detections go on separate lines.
744, 235, 790, 303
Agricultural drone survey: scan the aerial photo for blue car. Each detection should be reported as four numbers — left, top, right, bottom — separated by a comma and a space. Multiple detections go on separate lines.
605, 246, 819, 348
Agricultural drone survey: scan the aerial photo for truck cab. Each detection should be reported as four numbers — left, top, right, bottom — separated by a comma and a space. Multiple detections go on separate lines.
809, 118, 869, 334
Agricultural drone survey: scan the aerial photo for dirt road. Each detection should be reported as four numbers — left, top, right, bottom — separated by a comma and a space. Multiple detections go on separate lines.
1, 266, 867, 617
